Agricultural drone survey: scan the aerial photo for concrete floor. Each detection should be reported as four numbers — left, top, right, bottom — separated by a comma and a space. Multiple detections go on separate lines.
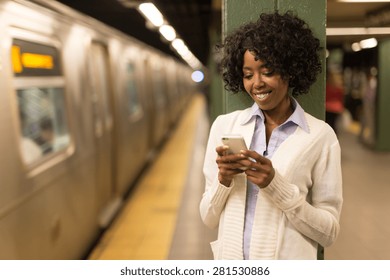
326, 128, 390, 260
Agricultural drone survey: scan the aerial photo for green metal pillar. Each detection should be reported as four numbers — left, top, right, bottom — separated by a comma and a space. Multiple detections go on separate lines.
223, 0, 326, 120
208, 10, 224, 122
376, 39, 390, 151
222, 0, 326, 260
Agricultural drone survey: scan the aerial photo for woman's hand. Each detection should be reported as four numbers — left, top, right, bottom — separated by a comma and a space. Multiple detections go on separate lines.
239, 150, 275, 188
215, 145, 246, 187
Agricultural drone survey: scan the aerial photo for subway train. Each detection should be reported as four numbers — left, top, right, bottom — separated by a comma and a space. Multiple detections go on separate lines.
0, 0, 197, 259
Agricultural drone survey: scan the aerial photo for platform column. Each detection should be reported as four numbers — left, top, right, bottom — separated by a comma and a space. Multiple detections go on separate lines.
376, 39, 390, 151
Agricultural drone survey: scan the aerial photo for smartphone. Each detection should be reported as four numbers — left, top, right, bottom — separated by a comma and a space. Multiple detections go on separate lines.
221, 135, 248, 155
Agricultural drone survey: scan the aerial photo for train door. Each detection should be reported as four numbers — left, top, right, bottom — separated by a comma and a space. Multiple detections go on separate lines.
145, 54, 169, 148
142, 55, 157, 152
88, 42, 118, 227
112, 50, 150, 196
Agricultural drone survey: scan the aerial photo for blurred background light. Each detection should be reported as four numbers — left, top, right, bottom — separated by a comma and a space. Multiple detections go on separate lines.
360, 38, 378, 49
191, 70, 204, 83
159, 25, 176, 41
138, 3, 163, 27
351, 42, 362, 52
136, 4, 203, 70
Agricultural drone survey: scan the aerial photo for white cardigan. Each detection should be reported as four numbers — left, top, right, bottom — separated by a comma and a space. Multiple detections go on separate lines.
200, 107, 343, 259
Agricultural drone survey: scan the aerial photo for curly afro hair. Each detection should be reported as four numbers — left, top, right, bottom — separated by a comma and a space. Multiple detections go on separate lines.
218, 11, 322, 97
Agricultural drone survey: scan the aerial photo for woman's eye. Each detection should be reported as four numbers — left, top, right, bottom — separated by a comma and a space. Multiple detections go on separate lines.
243, 74, 253, 79
262, 70, 274, 76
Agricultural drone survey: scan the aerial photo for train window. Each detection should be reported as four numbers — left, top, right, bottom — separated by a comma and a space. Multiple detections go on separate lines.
17, 87, 70, 164
125, 62, 143, 120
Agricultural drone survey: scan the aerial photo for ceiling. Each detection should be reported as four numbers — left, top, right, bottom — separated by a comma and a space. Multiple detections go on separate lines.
327, 0, 390, 46
55, 0, 215, 66
55, 0, 390, 66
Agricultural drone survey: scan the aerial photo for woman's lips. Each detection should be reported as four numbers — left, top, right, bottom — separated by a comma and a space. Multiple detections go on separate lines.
254, 90, 271, 100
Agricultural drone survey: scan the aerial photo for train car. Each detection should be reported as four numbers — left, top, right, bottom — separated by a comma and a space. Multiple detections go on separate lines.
0, 0, 196, 259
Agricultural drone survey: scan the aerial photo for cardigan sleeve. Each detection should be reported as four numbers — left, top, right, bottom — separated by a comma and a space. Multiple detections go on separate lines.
261, 135, 343, 248
199, 115, 233, 229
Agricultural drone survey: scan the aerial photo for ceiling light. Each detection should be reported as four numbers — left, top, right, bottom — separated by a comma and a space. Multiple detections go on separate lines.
351, 42, 362, 52
159, 25, 176, 41
138, 3, 163, 27
360, 38, 378, 49
172, 39, 188, 54
351, 37, 378, 52
137, 4, 203, 69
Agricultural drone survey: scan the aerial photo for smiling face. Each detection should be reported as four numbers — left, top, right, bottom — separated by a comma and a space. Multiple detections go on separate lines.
242, 50, 291, 115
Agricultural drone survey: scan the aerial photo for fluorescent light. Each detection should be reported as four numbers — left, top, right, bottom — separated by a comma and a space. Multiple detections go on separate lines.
137, 5, 203, 69
187, 57, 202, 69
172, 39, 185, 49
360, 38, 378, 49
159, 25, 176, 41
351, 37, 378, 52
171, 39, 201, 69
172, 39, 188, 54
327, 27, 390, 36
138, 3, 164, 27
351, 42, 362, 52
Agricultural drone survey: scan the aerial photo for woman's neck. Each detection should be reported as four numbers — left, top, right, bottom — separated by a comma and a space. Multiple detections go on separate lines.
263, 98, 293, 126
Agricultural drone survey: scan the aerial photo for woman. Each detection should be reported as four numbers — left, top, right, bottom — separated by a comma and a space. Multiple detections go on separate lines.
200, 11, 343, 260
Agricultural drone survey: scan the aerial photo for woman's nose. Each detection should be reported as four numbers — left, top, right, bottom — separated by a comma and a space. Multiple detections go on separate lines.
253, 74, 265, 88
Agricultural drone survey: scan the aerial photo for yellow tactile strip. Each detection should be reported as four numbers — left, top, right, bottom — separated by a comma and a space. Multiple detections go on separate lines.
88, 94, 206, 260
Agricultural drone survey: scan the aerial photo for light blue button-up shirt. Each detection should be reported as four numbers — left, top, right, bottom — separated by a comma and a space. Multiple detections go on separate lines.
242, 98, 309, 259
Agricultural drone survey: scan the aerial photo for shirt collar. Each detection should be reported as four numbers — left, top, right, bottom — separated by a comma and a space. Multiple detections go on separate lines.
241, 98, 310, 133
240, 103, 262, 125
289, 98, 310, 133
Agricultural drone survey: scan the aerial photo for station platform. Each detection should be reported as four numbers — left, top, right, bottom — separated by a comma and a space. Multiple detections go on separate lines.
87, 94, 390, 260
88, 93, 216, 260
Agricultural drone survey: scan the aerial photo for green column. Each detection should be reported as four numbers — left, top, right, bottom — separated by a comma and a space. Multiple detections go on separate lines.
222, 0, 326, 260
223, 0, 326, 120
376, 39, 390, 151
208, 13, 224, 122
